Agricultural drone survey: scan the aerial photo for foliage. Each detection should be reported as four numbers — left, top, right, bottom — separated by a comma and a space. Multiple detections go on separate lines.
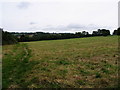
1, 28, 18, 45
92, 29, 110, 36
113, 27, 120, 35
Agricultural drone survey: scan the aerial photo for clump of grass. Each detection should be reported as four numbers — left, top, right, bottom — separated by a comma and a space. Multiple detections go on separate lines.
56, 60, 70, 65
79, 69, 90, 75
77, 80, 86, 85
42, 81, 61, 88
95, 72, 102, 78
31, 77, 39, 83
40, 67, 50, 72
57, 69, 68, 76
101, 68, 111, 74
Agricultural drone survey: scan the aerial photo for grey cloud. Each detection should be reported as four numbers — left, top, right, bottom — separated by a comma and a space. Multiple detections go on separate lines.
17, 2, 31, 9
29, 23, 112, 33
29, 22, 37, 25
42, 25, 68, 30
67, 24, 85, 29
41, 24, 109, 31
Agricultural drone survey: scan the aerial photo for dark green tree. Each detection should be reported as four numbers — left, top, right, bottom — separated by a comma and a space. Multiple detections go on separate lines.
113, 28, 120, 35
2, 30, 18, 45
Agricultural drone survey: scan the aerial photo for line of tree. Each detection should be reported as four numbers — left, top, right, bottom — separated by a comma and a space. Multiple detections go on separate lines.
17, 31, 91, 42
15, 29, 111, 42
1, 28, 119, 44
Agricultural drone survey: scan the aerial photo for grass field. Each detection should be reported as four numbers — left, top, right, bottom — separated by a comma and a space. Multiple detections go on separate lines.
2, 36, 119, 88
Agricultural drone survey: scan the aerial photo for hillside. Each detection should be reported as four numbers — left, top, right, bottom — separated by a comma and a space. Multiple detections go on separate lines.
2, 36, 119, 88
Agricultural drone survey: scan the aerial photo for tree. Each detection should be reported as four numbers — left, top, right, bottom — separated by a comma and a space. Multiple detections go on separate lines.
2, 30, 18, 45
92, 29, 110, 36
92, 31, 99, 36
113, 28, 120, 35
98, 29, 110, 36
81, 31, 89, 37
0, 28, 3, 45
19, 35, 30, 42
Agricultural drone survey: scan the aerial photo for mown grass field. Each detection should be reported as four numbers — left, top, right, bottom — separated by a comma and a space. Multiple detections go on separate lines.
2, 36, 119, 88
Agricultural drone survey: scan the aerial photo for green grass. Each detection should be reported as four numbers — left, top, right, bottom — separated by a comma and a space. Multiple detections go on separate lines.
2, 44, 38, 88
3, 36, 119, 88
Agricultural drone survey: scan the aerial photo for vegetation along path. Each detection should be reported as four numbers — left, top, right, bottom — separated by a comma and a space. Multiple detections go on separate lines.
2, 36, 119, 88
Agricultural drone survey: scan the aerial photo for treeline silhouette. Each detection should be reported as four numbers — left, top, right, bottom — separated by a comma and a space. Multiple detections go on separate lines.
1, 27, 120, 45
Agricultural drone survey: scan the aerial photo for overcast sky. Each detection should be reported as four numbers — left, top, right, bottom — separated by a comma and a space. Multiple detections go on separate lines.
0, 0, 119, 34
